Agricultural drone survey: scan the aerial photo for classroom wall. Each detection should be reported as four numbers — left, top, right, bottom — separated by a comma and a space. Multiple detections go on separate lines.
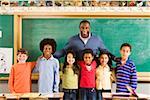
1, 15, 150, 72
0, 15, 150, 95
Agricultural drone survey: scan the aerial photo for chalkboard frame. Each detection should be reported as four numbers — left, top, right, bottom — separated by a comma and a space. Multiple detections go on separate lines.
13, 12, 150, 82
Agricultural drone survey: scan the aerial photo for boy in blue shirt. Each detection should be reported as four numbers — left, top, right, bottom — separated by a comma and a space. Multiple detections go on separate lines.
33, 38, 60, 93
116, 43, 137, 93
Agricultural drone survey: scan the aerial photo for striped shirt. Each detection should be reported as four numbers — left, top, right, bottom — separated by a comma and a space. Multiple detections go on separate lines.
116, 58, 137, 93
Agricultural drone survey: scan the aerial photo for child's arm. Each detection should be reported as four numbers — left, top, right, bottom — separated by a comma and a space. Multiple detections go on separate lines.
53, 59, 60, 92
95, 68, 99, 87
130, 63, 137, 90
8, 66, 15, 93
110, 68, 116, 82
32, 58, 40, 73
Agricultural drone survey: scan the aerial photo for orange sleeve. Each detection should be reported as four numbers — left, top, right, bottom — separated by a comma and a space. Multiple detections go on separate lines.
29, 62, 36, 70
8, 66, 15, 93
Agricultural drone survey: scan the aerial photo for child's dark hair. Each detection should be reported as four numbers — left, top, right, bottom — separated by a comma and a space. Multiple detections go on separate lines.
120, 43, 132, 51
40, 38, 57, 54
82, 48, 94, 59
17, 48, 28, 56
79, 20, 90, 27
98, 50, 112, 70
62, 49, 79, 74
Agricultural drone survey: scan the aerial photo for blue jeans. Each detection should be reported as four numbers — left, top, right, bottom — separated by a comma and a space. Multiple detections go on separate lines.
96, 90, 102, 100
79, 88, 96, 100
63, 89, 77, 100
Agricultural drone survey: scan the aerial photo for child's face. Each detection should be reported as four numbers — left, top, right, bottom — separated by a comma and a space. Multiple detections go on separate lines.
43, 44, 53, 56
120, 46, 131, 59
83, 53, 94, 65
17, 53, 28, 63
80, 22, 90, 38
99, 54, 109, 66
67, 53, 75, 65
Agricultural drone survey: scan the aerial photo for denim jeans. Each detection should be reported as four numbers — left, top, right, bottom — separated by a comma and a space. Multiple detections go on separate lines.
96, 90, 103, 100
79, 88, 96, 100
63, 89, 77, 100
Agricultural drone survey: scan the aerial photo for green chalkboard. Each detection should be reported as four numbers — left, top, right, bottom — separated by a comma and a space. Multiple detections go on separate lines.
0, 15, 14, 77
22, 18, 150, 72
0, 15, 13, 48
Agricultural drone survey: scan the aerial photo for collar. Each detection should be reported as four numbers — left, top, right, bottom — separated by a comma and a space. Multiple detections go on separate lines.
79, 33, 91, 44
41, 55, 54, 60
99, 65, 110, 70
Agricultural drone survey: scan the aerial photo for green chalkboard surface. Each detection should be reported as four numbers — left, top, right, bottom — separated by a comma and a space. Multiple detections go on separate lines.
0, 15, 13, 48
22, 18, 150, 72
0, 15, 13, 77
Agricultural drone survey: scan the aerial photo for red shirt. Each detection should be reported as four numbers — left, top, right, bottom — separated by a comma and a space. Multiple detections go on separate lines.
78, 61, 96, 88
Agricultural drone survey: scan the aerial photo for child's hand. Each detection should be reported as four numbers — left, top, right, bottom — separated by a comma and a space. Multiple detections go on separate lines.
114, 57, 121, 62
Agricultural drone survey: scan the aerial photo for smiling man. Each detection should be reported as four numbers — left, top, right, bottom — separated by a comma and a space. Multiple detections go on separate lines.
54, 20, 115, 61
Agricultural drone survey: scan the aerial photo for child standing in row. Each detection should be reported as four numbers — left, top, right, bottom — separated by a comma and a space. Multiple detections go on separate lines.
116, 43, 137, 93
8, 48, 36, 93
96, 51, 114, 100
62, 50, 79, 100
33, 38, 60, 93
78, 49, 97, 100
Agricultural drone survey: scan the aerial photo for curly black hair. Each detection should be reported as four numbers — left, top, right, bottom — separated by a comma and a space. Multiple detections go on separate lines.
40, 38, 57, 54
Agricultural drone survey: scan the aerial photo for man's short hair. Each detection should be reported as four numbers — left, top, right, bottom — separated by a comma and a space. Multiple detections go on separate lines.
79, 20, 90, 27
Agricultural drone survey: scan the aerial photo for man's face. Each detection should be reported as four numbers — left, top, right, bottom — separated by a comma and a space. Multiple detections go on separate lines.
80, 22, 90, 38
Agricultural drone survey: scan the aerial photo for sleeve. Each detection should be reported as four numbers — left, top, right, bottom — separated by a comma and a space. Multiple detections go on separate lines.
53, 49, 66, 59
29, 62, 36, 70
53, 59, 60, 92
97, 36, 107, 51
97, 36, 117, 61
54, 37, 73, 59
130, 63, 137, 90
32, 58, 40, 73
8, 66, 15, 93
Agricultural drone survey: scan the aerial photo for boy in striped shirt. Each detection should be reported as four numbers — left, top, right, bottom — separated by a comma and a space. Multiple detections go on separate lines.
116, 43, 137, 93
